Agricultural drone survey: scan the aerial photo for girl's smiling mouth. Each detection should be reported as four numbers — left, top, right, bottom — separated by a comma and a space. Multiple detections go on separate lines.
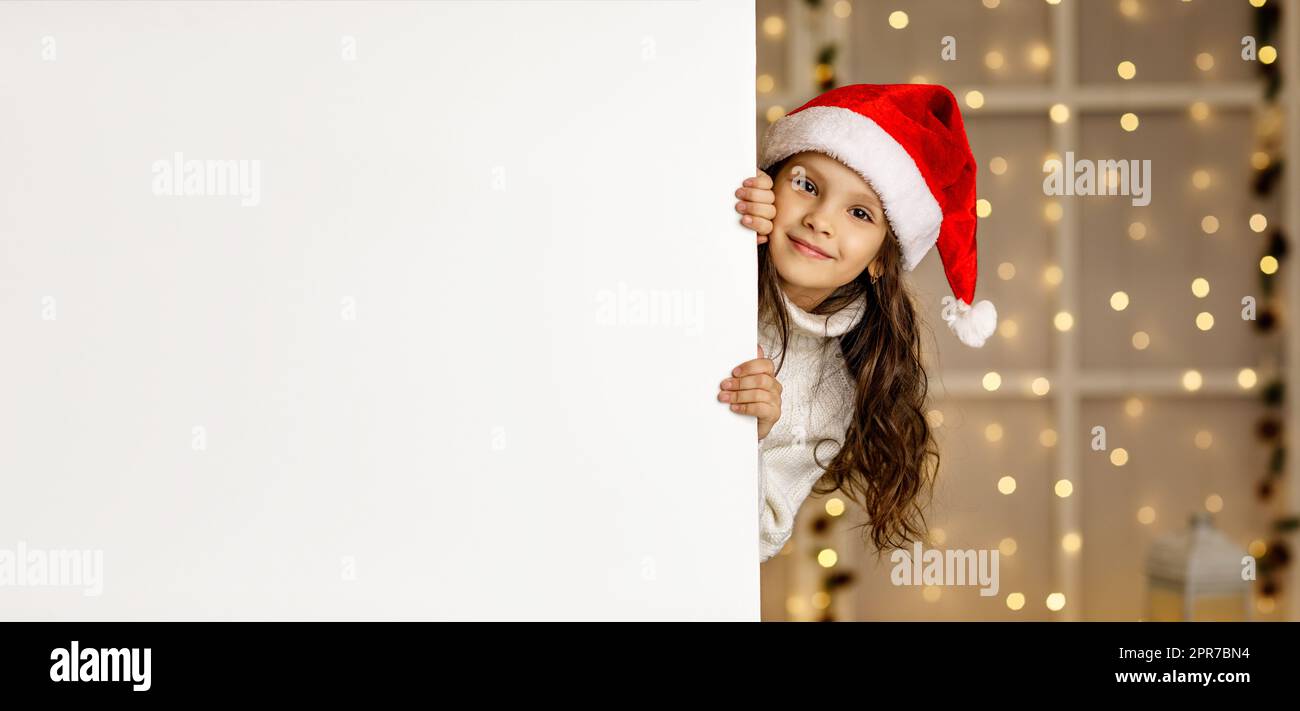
788, 235, 833, 260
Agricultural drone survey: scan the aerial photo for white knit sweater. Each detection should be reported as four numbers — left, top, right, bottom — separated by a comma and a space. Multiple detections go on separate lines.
757, 288, 867, 563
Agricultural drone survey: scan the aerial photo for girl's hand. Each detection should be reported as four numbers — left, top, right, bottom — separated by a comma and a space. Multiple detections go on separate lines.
719, 345, 782, 441
734, 170, 776, 244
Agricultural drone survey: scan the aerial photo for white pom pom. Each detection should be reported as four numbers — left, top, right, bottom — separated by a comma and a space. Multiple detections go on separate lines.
940, 296, 997, 348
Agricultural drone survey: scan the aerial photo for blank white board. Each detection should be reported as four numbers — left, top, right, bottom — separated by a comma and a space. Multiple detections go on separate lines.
0, 0, 759, 620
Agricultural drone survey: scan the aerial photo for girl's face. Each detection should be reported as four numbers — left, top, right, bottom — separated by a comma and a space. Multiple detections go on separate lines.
769, 151, 887, 309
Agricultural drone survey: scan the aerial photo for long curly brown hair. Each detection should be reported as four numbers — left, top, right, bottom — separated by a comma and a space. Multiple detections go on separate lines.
760, 157, 940, 557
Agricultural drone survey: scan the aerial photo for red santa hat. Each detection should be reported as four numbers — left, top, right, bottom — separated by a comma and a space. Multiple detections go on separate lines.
760, 83, 996, 348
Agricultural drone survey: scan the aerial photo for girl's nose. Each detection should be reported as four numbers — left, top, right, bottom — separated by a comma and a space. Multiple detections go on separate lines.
804, 211, 833, 237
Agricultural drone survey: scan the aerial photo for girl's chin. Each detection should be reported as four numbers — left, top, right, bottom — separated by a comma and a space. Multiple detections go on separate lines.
773, 264, 833, 293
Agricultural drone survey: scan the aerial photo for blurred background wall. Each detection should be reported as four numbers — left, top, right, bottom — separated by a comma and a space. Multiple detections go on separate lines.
754, 0, 1300, 621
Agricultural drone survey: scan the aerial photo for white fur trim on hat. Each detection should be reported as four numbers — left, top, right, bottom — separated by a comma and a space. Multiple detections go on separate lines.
940, 296, 997, 348
761, 106, 944, 272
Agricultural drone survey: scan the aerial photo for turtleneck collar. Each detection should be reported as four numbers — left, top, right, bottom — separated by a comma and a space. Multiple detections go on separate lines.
769, 287, 868, 340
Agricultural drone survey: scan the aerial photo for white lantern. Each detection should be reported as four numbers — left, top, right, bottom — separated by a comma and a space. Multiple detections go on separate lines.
1145, 512, 1252, 621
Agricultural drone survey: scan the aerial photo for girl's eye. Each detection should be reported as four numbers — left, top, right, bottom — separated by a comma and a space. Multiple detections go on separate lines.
793, 176, 817, 195
851, 207, 874, 223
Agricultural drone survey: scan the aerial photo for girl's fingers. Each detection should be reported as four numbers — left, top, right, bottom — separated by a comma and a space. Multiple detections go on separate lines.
743, 170, 774, 190
720, 373, 781, 394
719, 388, 774, 405
740, 215, 773, 237
735, 187, 775, 205
732, 357, 775, 378
728, 400, 778, 419
736, 201, 776, 220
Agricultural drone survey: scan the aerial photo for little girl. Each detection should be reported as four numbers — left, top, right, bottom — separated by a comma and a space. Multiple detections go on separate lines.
719, 84, 997, 563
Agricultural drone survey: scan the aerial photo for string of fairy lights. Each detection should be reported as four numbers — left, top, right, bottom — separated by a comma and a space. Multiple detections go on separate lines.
759, 0, 1294, 622
1244, 0, 1297, 616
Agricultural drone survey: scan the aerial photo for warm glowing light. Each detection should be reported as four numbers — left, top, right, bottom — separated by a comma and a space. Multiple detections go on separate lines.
965, 90, 985, 109
1125, 397, 1144, 417
756, 74, 775, 93
985, 51, 1005, 70
1031, 377, 1051, 396
1006, 592, 1025, 610
832, 1, 852, 19
1040, 429, 1058, 447
1196, 312, 1214, 331
888, 11, 909, 29
1117, 61, 1136, 80
998, 476, 1017, 495
927, 409, 944, 427
1054, 311, 1074, 331
825, 497, 845, 516
1250, 214, 1268, 232
999, 319, 1018, 338
985, 423, 1004, 442
1028, 45, 1051, 68
1137, 506, 1156, 525
1238, 368, 1258, 389
1120, 113, 1139, 131
765, 105, 786, 123
1128, 222, 1147, 240
976, 198, 992, 217
997, 261, 1015, 280
1110, 448, 1129, 467
785, 595, 808, 617
1201, 215, 1219, 234
999, 538, 1018, 556
762, 15, 786, 37
1046, 593, 1066, 611
1189, 102, 1210, 122
1049, 103, 1070, 123
1062, 533, 1082, 553
1192, 169, 1211, 189
1182, 369, 1203, 391
1252, 151, 1270, 170
1194, 430, 1213, 450
1044, 201, 1063, 222
1195, 52, 1214, 71
1110, 291, 1129, 311
983, 372, 1002, 391
1259, 46, 1277, 65
817, 548, 838, 567
1205, 494, 1223, 513
989, 156, 1008, 175
1131, 331, 1150, 350
1054, 479, 1073, 498
1261, 255, 1279, 274
1191, 277, 1209, 297
1044, 265, 1063, 286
